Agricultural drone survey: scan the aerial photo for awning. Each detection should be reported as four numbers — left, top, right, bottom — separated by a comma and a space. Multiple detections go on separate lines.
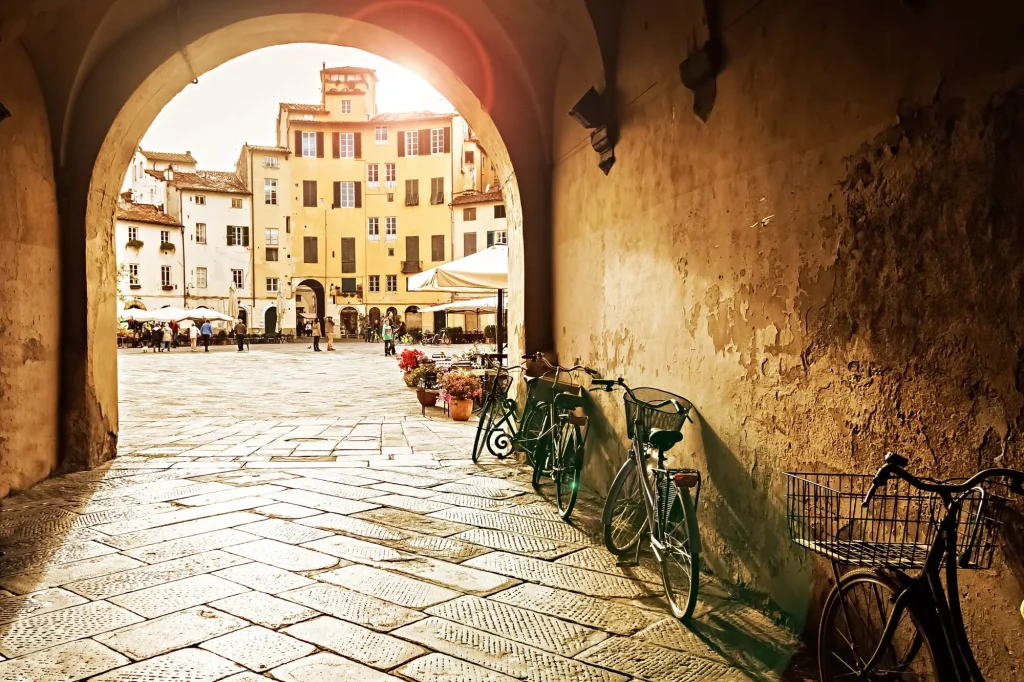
408, 245, 507, 293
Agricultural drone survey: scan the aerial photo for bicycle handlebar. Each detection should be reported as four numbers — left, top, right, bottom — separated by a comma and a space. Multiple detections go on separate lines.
862, 451, 1024, 507
589, 377, 692, 419
522, 353, 599, 376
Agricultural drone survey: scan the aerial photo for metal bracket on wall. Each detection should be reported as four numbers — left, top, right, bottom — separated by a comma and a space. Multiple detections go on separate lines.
0, 103, 10, 123
568, 86, 617, 175
679, 0, 724, 122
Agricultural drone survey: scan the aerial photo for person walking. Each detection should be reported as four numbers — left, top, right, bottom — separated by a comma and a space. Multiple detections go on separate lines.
324, 316, 336, 351
161, 324, 172, 351
169, 320, 179, 348
311, 318, 322, 352
304, 320, 312, 337
396, 319, 406, 347
188, 323, 199, 351
382, 318, 394, 357
234, 319, 247, 352
151, 324, 163, 352
200, 319, 213, 352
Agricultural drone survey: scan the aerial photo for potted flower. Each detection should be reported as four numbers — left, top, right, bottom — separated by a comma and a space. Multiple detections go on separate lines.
484, 325, 496, 343
398, 348, 427, 387
439, 369, 482, 421
409, 364, 439, 407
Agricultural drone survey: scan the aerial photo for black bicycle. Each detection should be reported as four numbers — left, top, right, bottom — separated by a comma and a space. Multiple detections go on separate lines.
786, 452, 1024, 681
596, 377, 702, 621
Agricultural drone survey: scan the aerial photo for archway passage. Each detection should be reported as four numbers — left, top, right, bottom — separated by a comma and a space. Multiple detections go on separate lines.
340, 306, 358, 335
265, 306, 278, 335
296, 279, 326, 324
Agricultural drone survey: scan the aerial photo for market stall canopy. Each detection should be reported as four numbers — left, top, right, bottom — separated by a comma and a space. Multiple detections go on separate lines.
119, 308, 155, 322
124, 307, 233, 323
419, 296, 499, 314
408, 245, 508, 293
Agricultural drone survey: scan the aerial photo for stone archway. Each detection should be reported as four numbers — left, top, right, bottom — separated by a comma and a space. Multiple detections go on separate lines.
295, 279, 326, 324
264, 306, 278, 335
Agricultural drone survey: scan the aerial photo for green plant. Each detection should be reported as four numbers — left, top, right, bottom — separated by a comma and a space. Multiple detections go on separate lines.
439, 369, 482, 402
484, 324, 496, 339
159, 242, 175, 253
408, 363, 438, 390
126, 239, 144, 249
216, 329, 228, 341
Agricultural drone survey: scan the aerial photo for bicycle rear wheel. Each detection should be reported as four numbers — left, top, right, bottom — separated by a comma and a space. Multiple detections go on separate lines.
516, 403, 548, 469
526, 410, 551, 489
660, 485, 701, 621
472, 397, 499, 463
554, 420, 583, 520
819, 569, 941, 682
603, 458, 647, 556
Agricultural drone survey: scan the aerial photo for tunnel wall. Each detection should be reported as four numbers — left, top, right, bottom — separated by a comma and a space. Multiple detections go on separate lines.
0, 42, 61, 496
552, 0, 1024, 673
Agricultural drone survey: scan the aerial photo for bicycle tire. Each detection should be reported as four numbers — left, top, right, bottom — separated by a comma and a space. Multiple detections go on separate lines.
472, 397, 499, 463
660, 485, 701, 621
530, 411, 551, 489
517, 403, 548, 469
603, 457, 647, 556
819, 569, 945, 682
554, 420, 583, 520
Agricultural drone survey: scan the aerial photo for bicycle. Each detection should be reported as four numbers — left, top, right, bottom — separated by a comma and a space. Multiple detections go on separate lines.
785, 452, 1024, 682
596, 377, 702, 620
472, 358, 525, 463
423, 329, 450, 346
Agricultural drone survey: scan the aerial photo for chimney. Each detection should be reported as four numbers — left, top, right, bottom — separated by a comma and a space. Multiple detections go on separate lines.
164, 166, 174, 182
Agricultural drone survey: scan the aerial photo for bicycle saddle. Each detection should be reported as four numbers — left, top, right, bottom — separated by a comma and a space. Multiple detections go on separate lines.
649, 428, 683, 452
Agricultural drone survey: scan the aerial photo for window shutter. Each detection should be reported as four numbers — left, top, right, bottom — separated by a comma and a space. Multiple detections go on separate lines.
432, 235, 444, 261
397, 131, 405, 157
464, 232, 477, 256
341, 238, 356, 273
354, 181, 362, 208
354, 132, 362, 159
316, 131, 324, 158
406, 235, 420, 262
419, 129, 431, 155
487, 230, 495, 247
294, 130, 302, 156
333, 181, 341, 209
443, 126, 451, 153
226, 225, 233, 245
243, 226, 250, 247
332, 132, 340, 158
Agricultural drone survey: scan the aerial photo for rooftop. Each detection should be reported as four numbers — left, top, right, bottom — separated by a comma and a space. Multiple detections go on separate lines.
280, 102, 327, 113
138, 148, 196, 164
144, 169, 249, 194
451, 189, 504, 206
245, 144, 290, 154
370, 110, 454, 123
117, 200, 181, 227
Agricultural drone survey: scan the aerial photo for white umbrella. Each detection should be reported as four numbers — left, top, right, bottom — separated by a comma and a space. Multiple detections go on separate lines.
119, 308, 155, 322
420, 296, 498, 313
186, 308, 232, 322
148, 306, 191, 323
228, 286, 238, 322
276, 288, 285, 334
408, 245, 507, 292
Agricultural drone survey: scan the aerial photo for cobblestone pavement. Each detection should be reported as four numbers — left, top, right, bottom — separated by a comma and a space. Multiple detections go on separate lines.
0, 344, 807, 681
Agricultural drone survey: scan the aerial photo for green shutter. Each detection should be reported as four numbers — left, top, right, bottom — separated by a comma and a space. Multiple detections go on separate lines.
486, 231, 494, 247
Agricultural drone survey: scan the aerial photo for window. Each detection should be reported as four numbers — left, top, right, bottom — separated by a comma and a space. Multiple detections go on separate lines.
341, 100, 352, 114
431, 235, 445, 261
303, 180, 317, 207
369, 275, 380, 293
385, 163, 396, 188
385, 217, 397, 242
464, 232, 477, 256
160, 230, 170, 244
465, 150, 475, 164
195, 223, 206, 244
231, 197, 243, 209
374, 126, 388, 145
487, 230, 508, 246
266, 277, 279, 293
367, 164, 379, 187
387, 193, 394, 202
195, 195, 206, 205
386, 275, 397, 293
264, 179, 277, 205
196, 267, 207, 288
431, 128, 445, 154
388, 248, 395, 257
339, 181, 355, 208
265, 228, 279, 245
341, 277, 357, 293
227, 226, 249, 246
266, 247, 279, 261
303, 236, 318, 263
430, 177, 444, 205
405, 179, 419, 206
494, 204, 507, 219
463, 207, 477, 221
338, 132, 354, 158
367, 217, 379, 241
405, 131, 419, 156
302, 131, 317, 157
127, 226, 138, 242
128, 263, 139, 286
161, 265, 171, 287
341, 238, 356, 273
232, 269, 244, 289
264, 156, 279, 168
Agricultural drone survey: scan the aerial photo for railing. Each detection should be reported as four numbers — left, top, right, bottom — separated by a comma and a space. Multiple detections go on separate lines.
401, 260, 423, 274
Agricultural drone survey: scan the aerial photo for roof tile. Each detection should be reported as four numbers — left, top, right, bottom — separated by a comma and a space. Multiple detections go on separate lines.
451, 189, 503, 206
139, 149, 197, 164
117, 200, 181, 227
144, 169, 249, 194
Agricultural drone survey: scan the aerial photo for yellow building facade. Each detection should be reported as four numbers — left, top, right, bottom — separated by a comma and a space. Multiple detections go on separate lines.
240, 66, 457, 336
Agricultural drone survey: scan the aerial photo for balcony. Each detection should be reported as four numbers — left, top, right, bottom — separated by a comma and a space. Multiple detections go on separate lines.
401, 260, 423, 274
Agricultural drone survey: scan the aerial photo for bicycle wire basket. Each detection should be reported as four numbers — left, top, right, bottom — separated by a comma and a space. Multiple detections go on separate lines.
784, 472, 1009, 570
623, 387, 693, 444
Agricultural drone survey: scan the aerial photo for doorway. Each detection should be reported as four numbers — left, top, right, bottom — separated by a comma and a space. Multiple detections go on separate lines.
265, 306, 278, 335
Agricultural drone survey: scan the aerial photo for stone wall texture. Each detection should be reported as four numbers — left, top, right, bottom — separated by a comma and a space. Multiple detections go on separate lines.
0, 42, 60, 497
552, 1, 1024, 677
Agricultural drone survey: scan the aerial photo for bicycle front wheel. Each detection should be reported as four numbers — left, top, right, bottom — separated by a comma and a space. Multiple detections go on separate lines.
472, 396, 499, 463
554, 420, 583, 520
603, 458, 647, 556
819, 569, 942, 682
660, 485, 701, 621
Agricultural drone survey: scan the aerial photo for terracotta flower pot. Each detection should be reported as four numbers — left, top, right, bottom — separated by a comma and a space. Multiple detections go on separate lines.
449, 398, 473, 421
417, 389, 438, 408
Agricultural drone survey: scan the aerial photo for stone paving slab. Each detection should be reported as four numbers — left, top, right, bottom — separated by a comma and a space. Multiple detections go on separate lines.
464, 552, 659, 599
120, 529, 258, 564
431, 482, 526, 499
489, 583, 663, 636
223, 539, 339, 571
431, 508, 595, 545
0, 600, 144, 657
107, 574, 249, 619
285, 615, 427, 669
355, 508, 473, 536
426, 595, 609, 657
269, 652, 403, 682
252, 503, 320, 519
100, 512, 264, 550
367, 482, 440, 498
89, 648, 244, 681
0, 588, 88, 625
452, 528, 582, 560
209, 591, 319, 629
302, 534, 410, 563
174, 484, 287, 506
395, 653, 521, 682
557, 547, 664, 584
211, 562, 315, 594
0, 639, 129, 682
393, 617, 629, 682
0, 553, 143, 594
297, 513, 409, 541
268, 489, 379, 515
276, 477, 382, 500
576, 636, 749, 682
64, 550, 249, 600
280, 583, 426, 632
93, 605, 249, 660
200, 625, 315, 672
317, 564, 461, 608
367, 494, 453, 514
234, 519, 332, 545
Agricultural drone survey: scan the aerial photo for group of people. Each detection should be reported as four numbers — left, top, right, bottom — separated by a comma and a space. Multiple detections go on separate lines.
136, 320, 217, 352
302, 316, 335, 352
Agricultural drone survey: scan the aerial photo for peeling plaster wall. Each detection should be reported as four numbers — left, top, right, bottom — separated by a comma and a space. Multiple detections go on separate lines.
553, 0, 1024, 675
0, 42, 60, 497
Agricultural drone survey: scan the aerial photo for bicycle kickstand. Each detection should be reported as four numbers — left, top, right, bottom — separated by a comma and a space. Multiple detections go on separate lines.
616, 538, 642, 568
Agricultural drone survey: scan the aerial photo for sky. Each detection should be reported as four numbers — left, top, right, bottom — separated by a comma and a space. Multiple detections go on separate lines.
138, 44, 454, 172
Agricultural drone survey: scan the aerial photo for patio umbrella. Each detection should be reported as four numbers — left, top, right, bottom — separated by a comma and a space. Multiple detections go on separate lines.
419, 296, 498, 313
148, 306, 191, 323
228, 286, 237, 322
276, 288, 285, 334
119, 308, 155, 322
184, 308, 232, 322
